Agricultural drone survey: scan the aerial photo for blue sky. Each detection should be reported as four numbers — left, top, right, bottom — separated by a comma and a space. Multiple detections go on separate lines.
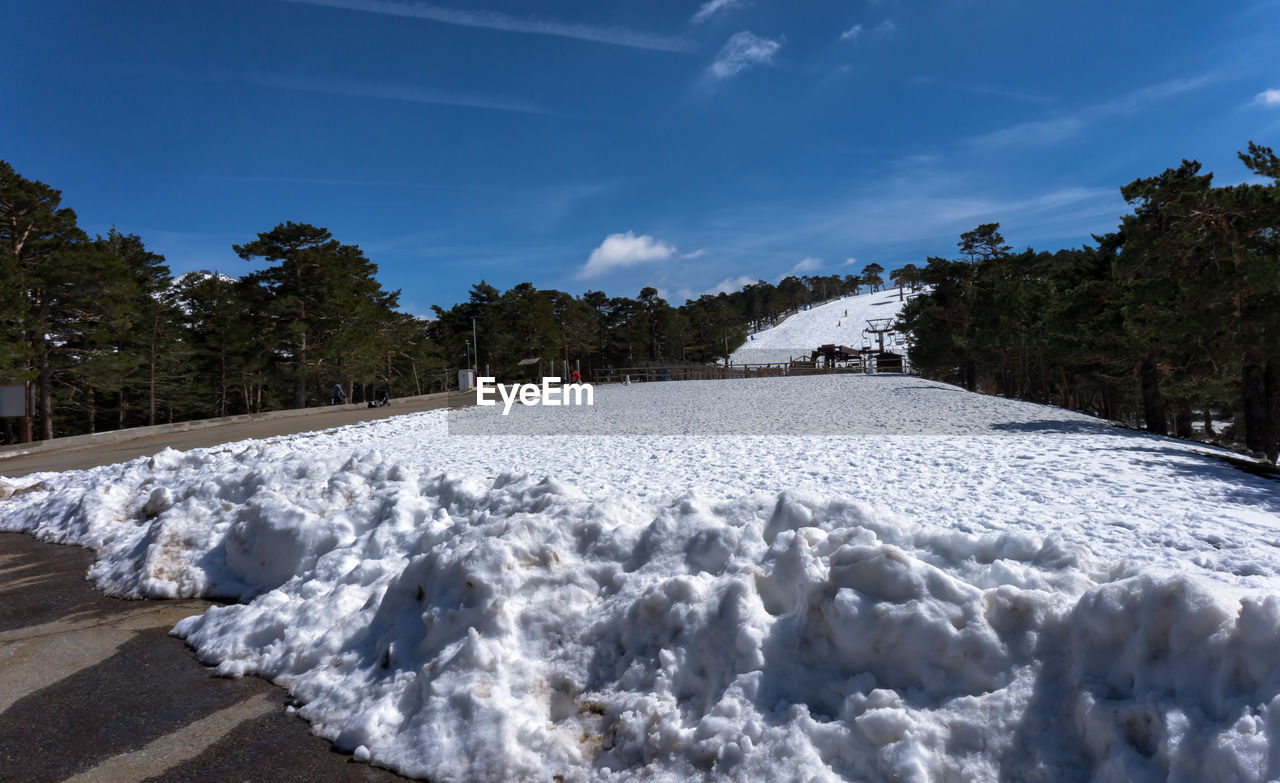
4, 0, 1279, 315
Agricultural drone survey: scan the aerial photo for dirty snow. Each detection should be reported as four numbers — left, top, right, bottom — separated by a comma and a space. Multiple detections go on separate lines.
3, 375, 1280, 782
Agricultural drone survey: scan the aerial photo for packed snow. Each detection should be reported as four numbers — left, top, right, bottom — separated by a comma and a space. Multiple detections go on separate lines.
731, 288, 912, 365
4, 375, 1280, 782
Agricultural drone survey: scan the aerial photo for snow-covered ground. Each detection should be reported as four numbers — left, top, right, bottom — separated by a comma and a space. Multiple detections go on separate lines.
4, 375, 1280, 782
731, 288, 912, 365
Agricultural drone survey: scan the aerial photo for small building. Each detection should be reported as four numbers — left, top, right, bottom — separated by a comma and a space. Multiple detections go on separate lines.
517, 357, 544, 383
875, 352, 904, 373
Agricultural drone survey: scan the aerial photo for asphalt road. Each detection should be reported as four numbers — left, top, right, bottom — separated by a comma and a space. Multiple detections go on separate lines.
0, 397, 479, 782
0, 391, 472, 478
0, 534, 415, 783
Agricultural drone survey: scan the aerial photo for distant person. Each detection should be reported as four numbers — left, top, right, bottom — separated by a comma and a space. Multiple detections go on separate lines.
368, 387, 389, 408
570, 369, 582, 384
331, 383, 346, 406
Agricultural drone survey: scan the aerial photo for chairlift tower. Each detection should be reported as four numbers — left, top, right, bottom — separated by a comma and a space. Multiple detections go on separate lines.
863, 318, 896, 353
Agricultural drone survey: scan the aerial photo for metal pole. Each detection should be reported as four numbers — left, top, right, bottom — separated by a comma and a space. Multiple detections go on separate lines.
472, 317, 478, 375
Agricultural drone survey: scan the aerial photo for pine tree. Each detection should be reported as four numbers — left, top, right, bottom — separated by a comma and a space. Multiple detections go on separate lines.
0, 161, 88, 439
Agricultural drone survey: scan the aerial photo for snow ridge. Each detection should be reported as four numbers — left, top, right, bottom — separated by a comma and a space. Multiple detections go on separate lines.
3, 376, 1279, 782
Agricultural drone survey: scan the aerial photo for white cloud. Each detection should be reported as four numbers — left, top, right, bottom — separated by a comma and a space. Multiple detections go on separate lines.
579, 232, 678, 279
789, 257, 823, 275
249, 72, 547, 114
972, 115, 1086, 149
692, 0, 744, 24
706, 275, 756, 295
682, 248, 708, 259
1254, 88, 1280, 107
874, 19, 896, 34
707, 31, 782, 81
277, 0, 696, 52
689, 166, 1126, 278
839, 24, 863, 41
843, 257, 859, 266
970, 74, 1214, 149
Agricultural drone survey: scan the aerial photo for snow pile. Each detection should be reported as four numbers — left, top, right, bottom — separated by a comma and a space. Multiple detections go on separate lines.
4, 375, 1280, 782
731, 288, 911, 365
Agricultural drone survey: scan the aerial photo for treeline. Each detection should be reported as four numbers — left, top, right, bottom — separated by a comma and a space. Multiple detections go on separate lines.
898, 142, 1280, 461
428, 264, 899, 377
1, 161, 430, 442
3, 160, 910, 442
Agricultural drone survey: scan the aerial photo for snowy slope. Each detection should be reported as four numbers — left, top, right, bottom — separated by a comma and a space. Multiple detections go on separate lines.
731, 288, 912, 364
4, 375, 1280, 783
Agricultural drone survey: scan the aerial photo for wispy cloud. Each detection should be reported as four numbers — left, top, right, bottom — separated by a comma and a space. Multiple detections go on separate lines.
215, 175, 467, 188
249, 72, 550, 114
970, 74, 1215, 149
959, 83, 1053, 105
707, 31, 782, 81
840, 19, 892, 43
502, 182, 611, 230
685, 164, 1126, 278
692, 0, 745, 24
579, 232, 680, 279
1253, 88, 1280, 107
276, 0, 696, 52
789, 257, 823, 275
706, 274, 756, 295
659, 273, 757, 304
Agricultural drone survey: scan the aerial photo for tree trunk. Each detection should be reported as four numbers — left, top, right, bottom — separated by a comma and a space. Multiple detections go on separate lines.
963, 357, 976, 392
37, 347, 52, 441
218, 355, 227, 418
1174, 406, 1194, 439
32, 289, 54, 441
148, 314, 158, 426
1242, 351, 1272, 457
294, 345, 307, 409
1264, 358, 1280, 462
1139, 352, 1166, 435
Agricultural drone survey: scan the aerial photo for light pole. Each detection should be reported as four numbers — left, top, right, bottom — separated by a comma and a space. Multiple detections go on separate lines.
471, 317, 478, 376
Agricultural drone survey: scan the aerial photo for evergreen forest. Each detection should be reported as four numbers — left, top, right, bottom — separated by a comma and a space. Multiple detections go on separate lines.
1, 161, 878, 441
3, 142, 1277, 462
897, 143, 1280, 462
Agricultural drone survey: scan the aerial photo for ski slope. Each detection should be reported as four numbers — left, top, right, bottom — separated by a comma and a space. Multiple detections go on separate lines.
731, 287, 912, 365
4, 375, 1280, 782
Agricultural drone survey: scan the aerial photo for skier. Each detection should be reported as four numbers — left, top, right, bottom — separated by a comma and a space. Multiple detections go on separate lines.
331, 383, 346, 406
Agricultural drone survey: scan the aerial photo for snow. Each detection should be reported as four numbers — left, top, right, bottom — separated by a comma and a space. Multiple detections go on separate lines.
731, 288, 912, 365
4, 375, 1280, 782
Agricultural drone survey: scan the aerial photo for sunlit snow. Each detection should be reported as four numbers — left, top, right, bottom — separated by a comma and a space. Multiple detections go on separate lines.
4, 375, 1279, 782
730, 287, 911, 365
